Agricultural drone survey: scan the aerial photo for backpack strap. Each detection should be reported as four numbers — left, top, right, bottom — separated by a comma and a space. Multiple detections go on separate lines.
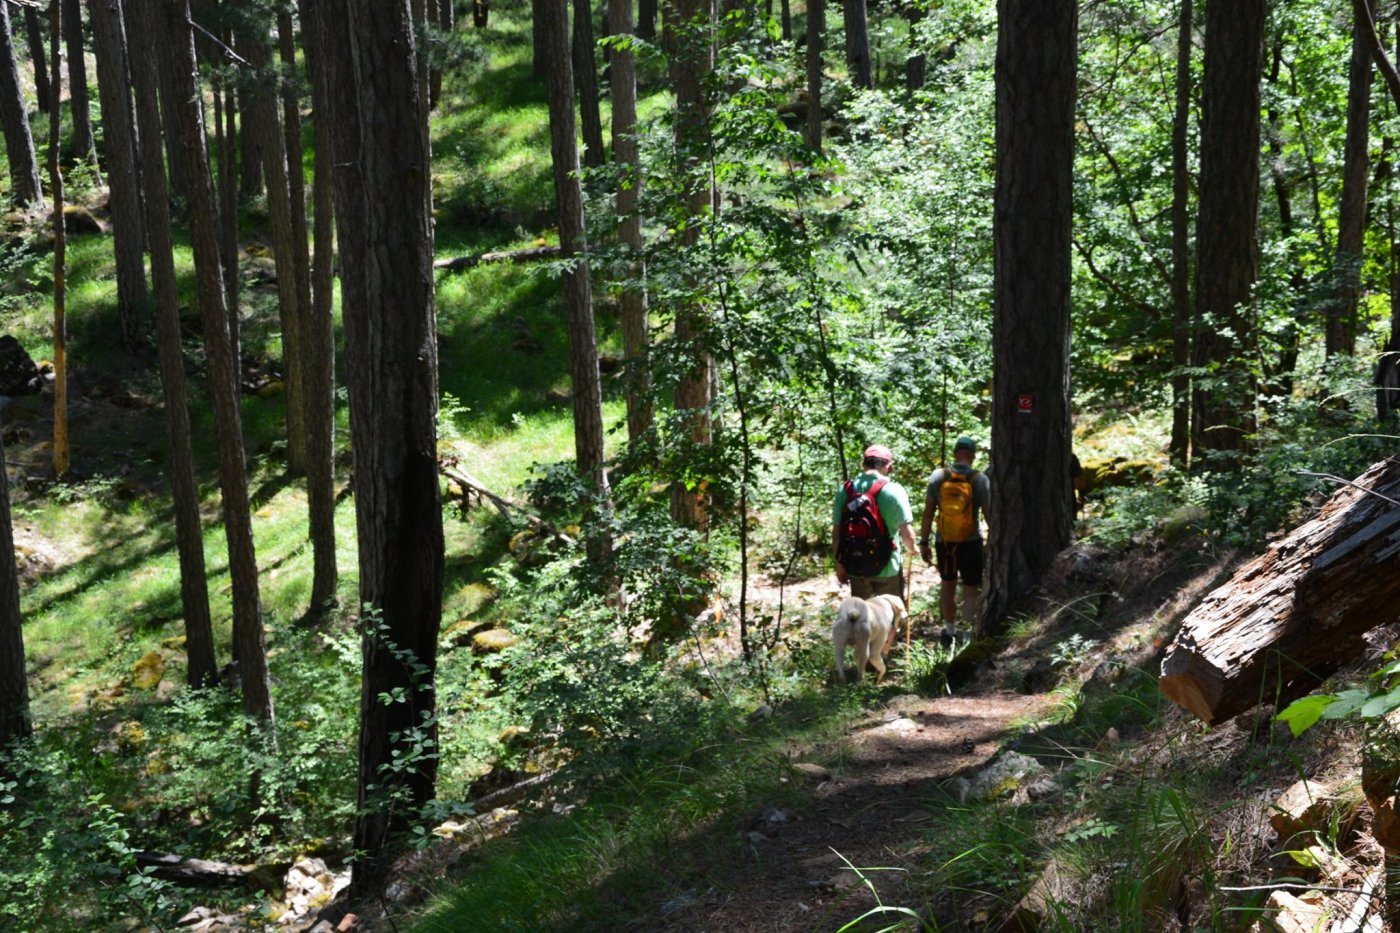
863, 478, 890, 538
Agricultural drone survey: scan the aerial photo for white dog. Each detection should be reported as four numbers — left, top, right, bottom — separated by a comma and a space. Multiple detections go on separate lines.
833, 594, 906, 684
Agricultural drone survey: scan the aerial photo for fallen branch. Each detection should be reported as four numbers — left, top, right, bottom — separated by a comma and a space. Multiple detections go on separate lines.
433, 245, 561, 272
439, 461, 576, 547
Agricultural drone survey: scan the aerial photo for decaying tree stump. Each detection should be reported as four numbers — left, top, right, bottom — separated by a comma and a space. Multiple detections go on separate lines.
1159, 457, 1400, 724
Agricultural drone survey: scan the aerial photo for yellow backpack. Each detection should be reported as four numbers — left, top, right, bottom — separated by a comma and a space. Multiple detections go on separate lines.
937, 470, 978, 543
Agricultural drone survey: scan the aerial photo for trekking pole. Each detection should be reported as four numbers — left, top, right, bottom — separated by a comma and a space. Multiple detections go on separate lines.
905, 552, 913, 649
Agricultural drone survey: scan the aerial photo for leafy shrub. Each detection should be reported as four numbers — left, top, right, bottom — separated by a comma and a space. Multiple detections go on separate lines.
0, 740, 182, 931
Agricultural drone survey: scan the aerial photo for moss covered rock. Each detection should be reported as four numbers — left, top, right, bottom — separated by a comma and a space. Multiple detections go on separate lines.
131, 651, 166, 690
472, 628, 518, 654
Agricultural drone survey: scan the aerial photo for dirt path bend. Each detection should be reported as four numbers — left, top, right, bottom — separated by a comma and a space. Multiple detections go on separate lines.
662, 687, 1047, 931
651, 567, 1049, 930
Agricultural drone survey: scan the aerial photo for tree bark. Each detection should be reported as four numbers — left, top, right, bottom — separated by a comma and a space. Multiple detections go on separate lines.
145, 1, 185, 200
805, 0, 822, 152
238, 22, 307, 475
779, 0, 789, 42
1191, 0, 1264, 464
533, 0, 548, 76
63, 0, 100, 173
842, 0, 871, 89
1261, 42, 1303, 400
316, 0, 443, 894
905, 5, 925, 91
88, 0, 147, 353
297, 0, 338, 618
126, 0, 217, 689
431, 0, 454, 105
1353, 4, 1400, 420
1329, 14, 1371, 359
1169, 0, 1192, 467
668, 0, 713, 533
1160, 458, 1400, 725
0, 3, 44, 208
639, 0, 656, 40
161, 0, 273, 727
237, 85, 262, 198
982, 0, 1077, 636
50, 0, 69, 479
544, 0, 612, 564
610, 0, 651, 444
214, 17, 240, 361
0, 427, 28, 749
23, 6, 49, 114
573, 0, 606, 167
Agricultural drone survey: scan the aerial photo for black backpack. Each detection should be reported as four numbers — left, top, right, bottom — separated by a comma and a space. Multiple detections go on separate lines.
838, 478, 893, 576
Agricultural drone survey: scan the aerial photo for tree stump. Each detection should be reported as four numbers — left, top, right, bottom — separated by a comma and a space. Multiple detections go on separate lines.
1159, 457, 1400, 724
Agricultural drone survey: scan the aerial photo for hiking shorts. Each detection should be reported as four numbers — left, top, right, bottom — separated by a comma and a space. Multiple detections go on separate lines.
935, 539, 983, 587
850, 573, 903, 601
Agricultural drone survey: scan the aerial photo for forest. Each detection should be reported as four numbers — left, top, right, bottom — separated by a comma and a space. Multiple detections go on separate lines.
0, 0, 1398, 929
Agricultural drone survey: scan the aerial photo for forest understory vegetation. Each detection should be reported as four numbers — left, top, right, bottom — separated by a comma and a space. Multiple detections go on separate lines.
0, 0, 1396, 931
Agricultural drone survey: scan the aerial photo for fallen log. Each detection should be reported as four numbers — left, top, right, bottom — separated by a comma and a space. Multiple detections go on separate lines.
135, 851, 288, 890
433, 244, 561, 272
1159, 457, 1400, 724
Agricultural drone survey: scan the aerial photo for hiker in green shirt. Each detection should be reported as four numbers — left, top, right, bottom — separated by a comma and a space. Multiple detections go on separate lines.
832, 445, 920, 632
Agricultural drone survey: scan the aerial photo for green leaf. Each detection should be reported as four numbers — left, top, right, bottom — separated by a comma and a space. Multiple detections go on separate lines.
1320, 688, 1371, 720
1358, 686, 1400, 719
1276, 695, 1336, 736
1284, 848, 1324, 869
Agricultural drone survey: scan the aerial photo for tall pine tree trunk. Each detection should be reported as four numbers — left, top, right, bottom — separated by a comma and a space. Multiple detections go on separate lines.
669, 0, 713, 533
136, 4, 183, 200
88, 0, 147, 353
842, 0, 871, 89
216, 21, 240, 361
0, 428, 28, 749
23, 7, 49, 114
1261, 43, 1304, 398
806, 0, 822, 152
162, 0, 274, 728
1192, 0, 1265, 463
544, 0, 612, 563
297, 0, 339, 618
1329, 14, 1371, 359
983, 0, 1077, 635
906, 6, 925, 91
1352, 3, 1400, 419
238, 85, 262, 198
0, 3, 43, 208
573, 0, 606, 167
610, 0, 651, 444
63, 0, 99, 173
126, 0, 217, 689
238, 22, 308, 475
316, 0, 443, 894
1169, 0, 1193, 466
533, 0, 548, 75
50, 0, 70, 479
639, 0, 656, 40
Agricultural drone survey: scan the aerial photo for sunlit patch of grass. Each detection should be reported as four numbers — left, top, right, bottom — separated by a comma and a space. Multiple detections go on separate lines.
18, 466, 363, 721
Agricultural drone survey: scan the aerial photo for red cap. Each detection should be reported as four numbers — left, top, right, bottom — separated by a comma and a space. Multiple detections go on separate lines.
863, 444, 893, 463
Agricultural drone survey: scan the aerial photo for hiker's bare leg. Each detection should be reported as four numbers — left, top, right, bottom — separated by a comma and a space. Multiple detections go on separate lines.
940, 579, 957, 627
